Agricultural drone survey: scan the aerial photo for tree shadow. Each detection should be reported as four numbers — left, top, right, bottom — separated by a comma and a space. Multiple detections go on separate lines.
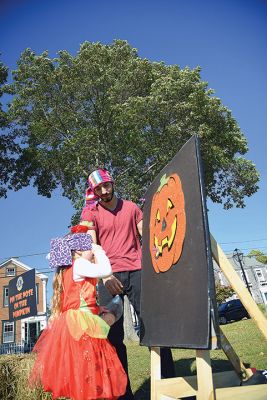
134, 358, 238, 400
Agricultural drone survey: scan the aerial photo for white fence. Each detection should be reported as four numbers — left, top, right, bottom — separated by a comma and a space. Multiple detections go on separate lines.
0, 342, 35, 355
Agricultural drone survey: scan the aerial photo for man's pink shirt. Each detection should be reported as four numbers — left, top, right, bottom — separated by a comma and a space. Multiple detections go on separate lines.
81, 199, 143, 273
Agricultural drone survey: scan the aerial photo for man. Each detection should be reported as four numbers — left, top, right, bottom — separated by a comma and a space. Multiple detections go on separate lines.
81, 169, 175, 399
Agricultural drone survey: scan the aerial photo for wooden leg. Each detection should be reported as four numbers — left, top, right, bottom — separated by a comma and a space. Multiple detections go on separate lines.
151, 347, 161, 400
196, 350, 215, 400
220, 329, 253, 381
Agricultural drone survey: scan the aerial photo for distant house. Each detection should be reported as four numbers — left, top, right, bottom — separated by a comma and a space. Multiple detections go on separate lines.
214, 255, 267, 304
0, 258, 48, 347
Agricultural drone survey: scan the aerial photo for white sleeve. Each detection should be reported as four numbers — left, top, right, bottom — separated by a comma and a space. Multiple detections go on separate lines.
73, 249, 112, 281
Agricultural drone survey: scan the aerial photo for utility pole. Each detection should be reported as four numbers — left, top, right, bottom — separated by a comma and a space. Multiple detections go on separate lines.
233, 248, 252, 295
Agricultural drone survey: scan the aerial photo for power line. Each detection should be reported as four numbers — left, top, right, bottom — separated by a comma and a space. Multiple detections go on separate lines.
1, 238, 267, 264
220, 238, 267, 245
0, 252, 48, 262
223, 245, 267, 253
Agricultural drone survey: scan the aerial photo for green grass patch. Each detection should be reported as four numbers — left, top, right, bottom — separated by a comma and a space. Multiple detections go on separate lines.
0, 319, 266, 399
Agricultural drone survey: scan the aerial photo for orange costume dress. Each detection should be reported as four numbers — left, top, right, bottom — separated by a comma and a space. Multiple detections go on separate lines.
30, 265, 127, 400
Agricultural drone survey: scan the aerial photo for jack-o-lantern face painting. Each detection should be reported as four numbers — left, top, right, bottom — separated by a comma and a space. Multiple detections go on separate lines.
149, 173, 186, 273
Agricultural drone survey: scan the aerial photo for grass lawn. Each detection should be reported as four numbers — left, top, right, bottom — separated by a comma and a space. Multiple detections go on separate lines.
0, 318, 266, 399
127, 319, 267, 400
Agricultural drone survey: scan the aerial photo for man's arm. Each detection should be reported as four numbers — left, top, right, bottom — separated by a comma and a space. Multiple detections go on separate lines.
80, 215, 97, 243
81, 224, 97, 243
88, 229, 97, 244
137, 219, 143, 237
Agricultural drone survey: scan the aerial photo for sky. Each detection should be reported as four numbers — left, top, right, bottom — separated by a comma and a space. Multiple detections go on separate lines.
0, 0, 267, 300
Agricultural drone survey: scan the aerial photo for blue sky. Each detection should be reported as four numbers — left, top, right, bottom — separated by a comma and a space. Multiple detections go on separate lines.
1, 0, 267, 300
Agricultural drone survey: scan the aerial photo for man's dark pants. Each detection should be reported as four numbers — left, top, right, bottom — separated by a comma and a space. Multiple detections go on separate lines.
98, 270, 175, 400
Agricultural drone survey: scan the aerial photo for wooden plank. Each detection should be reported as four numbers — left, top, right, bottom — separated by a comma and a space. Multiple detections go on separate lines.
216, 384, 267, 400
210, 234, 267, 340
151, 347, 161, 400
196, 350, 215, 400
156, 376, 267, 400
220, 329, 253, 381
152, 371, 243, 399
155, 371, 240, 399
158, 371, 242, 397
155, 376, 197, 399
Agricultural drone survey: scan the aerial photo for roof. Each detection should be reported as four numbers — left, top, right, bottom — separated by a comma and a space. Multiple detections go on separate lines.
0, 258, 48, 280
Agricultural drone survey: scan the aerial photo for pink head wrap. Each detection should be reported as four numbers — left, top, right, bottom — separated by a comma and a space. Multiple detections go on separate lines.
88, 169, 113, 191
85, 169, 114, 208
85, 187, 99, 208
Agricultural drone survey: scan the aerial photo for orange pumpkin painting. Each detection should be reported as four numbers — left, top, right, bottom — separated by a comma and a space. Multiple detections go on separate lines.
149, 173, 186, 273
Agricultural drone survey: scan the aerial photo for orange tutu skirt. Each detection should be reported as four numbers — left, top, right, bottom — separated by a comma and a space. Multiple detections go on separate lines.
29, 311, 127, 400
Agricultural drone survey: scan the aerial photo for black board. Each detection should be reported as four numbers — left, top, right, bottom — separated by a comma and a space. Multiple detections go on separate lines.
140, 135, 220, 349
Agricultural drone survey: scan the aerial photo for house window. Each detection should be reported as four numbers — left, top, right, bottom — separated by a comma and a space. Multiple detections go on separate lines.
255, 269, 266, 284
3, 287, 9, 307
6, 267, 15, 276
2, 322, 14, 343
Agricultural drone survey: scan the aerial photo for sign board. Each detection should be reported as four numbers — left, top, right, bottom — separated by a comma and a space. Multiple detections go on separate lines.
9, 269, 37, 321
140, 135, 220, 349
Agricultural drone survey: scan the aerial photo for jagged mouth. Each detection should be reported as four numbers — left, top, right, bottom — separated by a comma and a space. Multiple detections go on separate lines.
154, 217, 177, 258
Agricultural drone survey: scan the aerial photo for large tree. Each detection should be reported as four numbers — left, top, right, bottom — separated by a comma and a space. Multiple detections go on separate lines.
2, 40, 259, 216
0, 59, 19, 198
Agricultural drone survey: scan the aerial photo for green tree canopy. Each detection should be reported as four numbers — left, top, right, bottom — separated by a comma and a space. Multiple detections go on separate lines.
247, 250, 267, 265
0, 59, 19, 198
2, 40, 259, 215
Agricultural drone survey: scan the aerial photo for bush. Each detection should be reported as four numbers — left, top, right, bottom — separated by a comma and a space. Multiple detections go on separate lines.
215, 283, 235, 304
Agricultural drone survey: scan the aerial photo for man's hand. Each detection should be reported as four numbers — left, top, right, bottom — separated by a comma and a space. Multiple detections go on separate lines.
102, 275, 123, 295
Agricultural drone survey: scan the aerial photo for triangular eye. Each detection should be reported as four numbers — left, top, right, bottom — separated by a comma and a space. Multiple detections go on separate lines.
167, 198, 174, 210
156, 209, 160, 222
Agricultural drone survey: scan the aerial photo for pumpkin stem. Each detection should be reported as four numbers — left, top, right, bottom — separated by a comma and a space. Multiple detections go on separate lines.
157, 173, 169, 192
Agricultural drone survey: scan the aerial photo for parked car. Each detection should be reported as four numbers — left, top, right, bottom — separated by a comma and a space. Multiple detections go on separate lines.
218, 299, 250, 325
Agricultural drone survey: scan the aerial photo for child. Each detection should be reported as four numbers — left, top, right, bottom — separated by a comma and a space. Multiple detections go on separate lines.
29, 227, 127, 400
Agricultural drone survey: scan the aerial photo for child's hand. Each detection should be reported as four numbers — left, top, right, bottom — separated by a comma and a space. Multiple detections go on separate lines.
92, 244, 104, 253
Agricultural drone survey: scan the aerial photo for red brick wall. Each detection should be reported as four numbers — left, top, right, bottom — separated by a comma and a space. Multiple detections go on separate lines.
0, 261, 45, 343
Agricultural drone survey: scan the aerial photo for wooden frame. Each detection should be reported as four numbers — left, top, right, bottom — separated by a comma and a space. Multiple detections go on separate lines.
210, 234, 267, 340
150, 236, 267, 400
